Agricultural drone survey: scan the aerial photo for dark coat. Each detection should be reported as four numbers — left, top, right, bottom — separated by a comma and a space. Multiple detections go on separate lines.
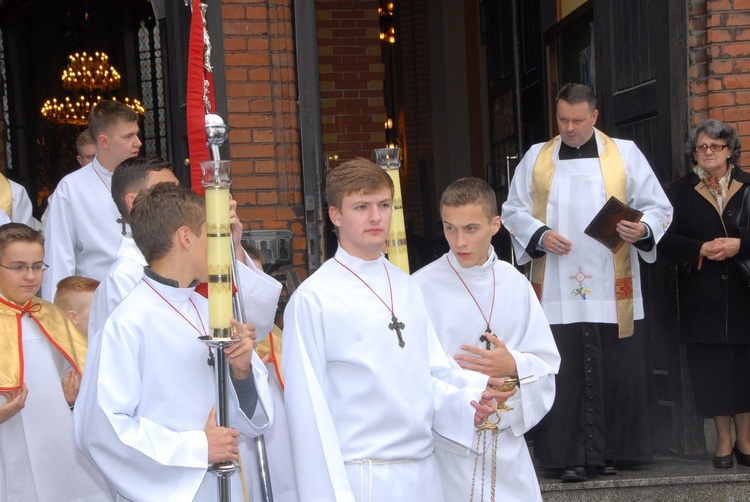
659, 167, 750, 344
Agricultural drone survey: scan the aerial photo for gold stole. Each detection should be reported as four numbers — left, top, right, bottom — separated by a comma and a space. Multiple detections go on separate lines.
531, 131, 635, 338
0, 296, 88, 390
256, 324, 284, 389
0, 173, 12, 219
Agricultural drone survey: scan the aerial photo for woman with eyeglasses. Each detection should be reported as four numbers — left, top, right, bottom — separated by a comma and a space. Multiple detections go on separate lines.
659, 118, 750, 469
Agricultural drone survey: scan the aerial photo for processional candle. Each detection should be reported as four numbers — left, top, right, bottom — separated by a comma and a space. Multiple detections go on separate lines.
201, 160, 233, 339
375, 147, 410, 274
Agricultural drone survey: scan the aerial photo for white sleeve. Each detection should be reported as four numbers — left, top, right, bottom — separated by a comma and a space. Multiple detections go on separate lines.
236, 252, 282, 341
281, 290, 356, 502
74, 320, 209, 501
504, 279, 560, 436
622, 141, 674, 263
41, 188, 77, 300
427, 317, 489, 449
9, 179, 37, 228
501, 145, 548, 265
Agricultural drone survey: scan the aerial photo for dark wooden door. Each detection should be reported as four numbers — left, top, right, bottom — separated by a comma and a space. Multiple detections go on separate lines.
594, 0, 699, 455
485, 0, 546, 264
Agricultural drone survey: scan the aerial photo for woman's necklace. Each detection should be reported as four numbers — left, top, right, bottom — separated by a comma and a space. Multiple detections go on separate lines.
334, 257, 405, 348
446, 255, 496, 349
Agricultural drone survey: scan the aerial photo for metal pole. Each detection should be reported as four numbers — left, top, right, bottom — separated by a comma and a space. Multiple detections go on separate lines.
206, 114, 275, 502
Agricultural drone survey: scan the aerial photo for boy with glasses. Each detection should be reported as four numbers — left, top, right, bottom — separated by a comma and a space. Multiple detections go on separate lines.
0, 223, 110, 501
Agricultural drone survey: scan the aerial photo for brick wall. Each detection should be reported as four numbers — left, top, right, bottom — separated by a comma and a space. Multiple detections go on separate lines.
689, 0, 750, 167
316, 1, 388, 164
221, 0, 308, 277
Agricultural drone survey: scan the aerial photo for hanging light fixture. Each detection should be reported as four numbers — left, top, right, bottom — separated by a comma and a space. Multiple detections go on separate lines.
379, 1, 396, 44
41, 50, 144, 125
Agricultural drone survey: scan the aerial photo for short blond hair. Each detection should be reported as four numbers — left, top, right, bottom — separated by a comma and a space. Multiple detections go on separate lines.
54, 276, 99, 313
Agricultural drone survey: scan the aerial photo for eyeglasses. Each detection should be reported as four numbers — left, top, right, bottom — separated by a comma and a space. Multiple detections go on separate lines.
0, 263, 49, 274
79, 154, 96, 161
695, 144, 728, 153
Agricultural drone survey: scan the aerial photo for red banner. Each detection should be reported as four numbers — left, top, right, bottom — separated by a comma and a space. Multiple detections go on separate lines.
186, 0, 215, 195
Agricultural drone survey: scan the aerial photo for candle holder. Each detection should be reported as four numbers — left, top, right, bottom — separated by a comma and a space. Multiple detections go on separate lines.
374, 147, 409, 274
199, 158, 238, 500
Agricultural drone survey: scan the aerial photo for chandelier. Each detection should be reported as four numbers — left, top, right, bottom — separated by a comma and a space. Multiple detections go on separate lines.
379, 1, 396, 44
41, 51, 144, 126
62, 52, 121, 93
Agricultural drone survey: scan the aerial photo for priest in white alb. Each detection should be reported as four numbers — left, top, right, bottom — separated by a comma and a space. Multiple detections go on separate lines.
501, 83, 672, 481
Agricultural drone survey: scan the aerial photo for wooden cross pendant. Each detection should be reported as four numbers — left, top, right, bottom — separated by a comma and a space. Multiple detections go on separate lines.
479, 327, 492, 350
389, 314, 406, 348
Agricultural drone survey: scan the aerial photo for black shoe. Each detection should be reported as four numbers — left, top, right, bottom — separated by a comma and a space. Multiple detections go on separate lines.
597, 460, 618, 475
713, 454, 734, 469
735, 443, 750, 467
560, 465, 588, 482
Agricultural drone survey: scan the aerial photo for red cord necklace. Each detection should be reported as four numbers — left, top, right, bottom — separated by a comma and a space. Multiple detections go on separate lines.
144, 278, 214, 365
334, 257, 405, 348
446, 255, 496, 349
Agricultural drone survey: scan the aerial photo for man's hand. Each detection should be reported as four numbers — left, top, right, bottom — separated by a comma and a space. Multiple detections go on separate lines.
0, 384, 28, 424
226, 319, 256, 380
470, 377, 518, 426
542, 230, 572, 255
455, 333, 518, 378
616, 220, 647, 244
701, 237, 741, 261
61, 369, 81, 406
204, 406, 241, 464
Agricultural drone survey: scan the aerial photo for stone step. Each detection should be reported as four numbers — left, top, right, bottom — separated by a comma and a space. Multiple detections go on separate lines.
538, 456, 750, 501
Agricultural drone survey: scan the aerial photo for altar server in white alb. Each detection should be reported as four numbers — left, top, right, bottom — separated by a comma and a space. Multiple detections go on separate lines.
42, 100, 142, 300
413, 177, 560, 501
0, 223, 110, 501
87, 156, 178, 336
282, 158, 507, 502
501, 83, 672, 482
75, 183, 274, 501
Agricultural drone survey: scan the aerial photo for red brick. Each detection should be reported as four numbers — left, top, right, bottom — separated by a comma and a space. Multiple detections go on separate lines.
710, 59, 734, 74
708, 92, 736, 106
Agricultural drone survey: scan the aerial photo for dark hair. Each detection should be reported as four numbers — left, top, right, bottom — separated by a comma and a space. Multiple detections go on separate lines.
440, 177, 498, 218
687, 118, 741, 167
325, 157, 394, 209
556, 83, 597, 111
131, 183, 205, 263
242, 244, 264, 264
88, 100, 138, 140
112, 156, 174, 221
0, 223, 44, 258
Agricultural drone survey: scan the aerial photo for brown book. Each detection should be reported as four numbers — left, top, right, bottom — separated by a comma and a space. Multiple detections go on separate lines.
584, 196, 643, 253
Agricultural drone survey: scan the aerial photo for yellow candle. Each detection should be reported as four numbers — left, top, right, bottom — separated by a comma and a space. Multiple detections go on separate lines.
205, 186, 233, 339
385, 168, 410, 274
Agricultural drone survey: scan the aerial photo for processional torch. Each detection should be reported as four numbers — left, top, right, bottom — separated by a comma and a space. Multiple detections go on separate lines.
200, 115, 275, 502
375, 148, 410, 273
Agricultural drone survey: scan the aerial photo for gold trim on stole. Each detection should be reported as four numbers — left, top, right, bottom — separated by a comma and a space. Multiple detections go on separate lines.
0, 297, 88, 390
531, 132, 634, 338
0, 174, 12, 219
